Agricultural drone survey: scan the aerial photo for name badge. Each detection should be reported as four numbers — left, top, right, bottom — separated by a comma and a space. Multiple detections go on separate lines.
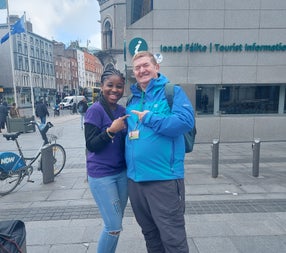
129, 130, 140, 140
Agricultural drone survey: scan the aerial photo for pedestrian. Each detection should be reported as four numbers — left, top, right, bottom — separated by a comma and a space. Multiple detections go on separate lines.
0, 101, 8, 133
84, 67, 129, 253
10, 102, 20, 118
77, 97, 88, 129
125, 51, 195, 253
35, 99, 49, 124
53, 103, 60, 117
72, 102, 77, 114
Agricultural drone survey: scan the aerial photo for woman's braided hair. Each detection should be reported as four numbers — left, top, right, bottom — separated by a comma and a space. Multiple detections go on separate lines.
101, 65, 125, 84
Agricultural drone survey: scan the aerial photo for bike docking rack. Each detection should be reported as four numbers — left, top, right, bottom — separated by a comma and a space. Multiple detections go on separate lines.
211, 138, 262, 178
0, 121, 66, 195
41, 144, 54, 184
34, 122, 57, 184
41, 125, 63, 184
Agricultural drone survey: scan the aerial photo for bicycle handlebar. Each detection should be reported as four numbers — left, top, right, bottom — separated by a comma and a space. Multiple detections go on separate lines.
27, 121, 54, 145
26, 121, 53, 131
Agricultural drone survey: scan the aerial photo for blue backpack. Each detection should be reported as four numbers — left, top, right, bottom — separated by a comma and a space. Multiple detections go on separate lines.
127, 83, 196, 153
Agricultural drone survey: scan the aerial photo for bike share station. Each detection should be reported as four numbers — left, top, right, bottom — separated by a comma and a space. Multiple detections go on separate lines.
0, 120, 66, 197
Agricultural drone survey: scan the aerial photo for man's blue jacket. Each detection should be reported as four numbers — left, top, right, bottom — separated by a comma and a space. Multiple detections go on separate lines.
125, 73, 195, 182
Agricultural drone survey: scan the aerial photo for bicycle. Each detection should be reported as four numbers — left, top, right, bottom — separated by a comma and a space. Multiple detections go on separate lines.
0, 121, 66, 195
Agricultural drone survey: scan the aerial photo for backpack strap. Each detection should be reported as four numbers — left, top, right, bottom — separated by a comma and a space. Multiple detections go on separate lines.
165, 83, 180, 109
126, 94, 133, 106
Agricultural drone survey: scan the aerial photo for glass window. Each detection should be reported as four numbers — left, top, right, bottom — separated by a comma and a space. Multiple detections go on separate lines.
31, 60, 35, 72
103, 21, 112, 49
30, 46, 34, 57
37, 61, 41, 73
220, 85, 279, 114
18, 56, 23, 70
41, 62, 45, 74
284, 87, 286, 113
36, 49, 39, 58
25, 58, 29, 71
24, 44, 28, 55
17, 42, 22, 53
130, 0, 153, 24
50, 65, 54, 75
46, 63, 49, 75
196, 85, 215, 115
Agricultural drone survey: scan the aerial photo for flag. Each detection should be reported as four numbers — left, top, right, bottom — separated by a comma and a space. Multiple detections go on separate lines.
0, 33, 9, 43
0, 0, 7, 9
11, 15, 25, 35
1, 15, 25, 44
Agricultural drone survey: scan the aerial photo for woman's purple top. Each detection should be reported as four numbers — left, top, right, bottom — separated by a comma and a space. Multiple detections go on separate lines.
85, 102, 127, 178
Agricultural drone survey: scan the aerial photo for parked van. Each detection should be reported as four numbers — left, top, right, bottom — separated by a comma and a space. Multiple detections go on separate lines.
59, 96, 85, 109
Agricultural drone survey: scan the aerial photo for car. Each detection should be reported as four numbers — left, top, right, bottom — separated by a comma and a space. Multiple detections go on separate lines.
59, 96, 85, 109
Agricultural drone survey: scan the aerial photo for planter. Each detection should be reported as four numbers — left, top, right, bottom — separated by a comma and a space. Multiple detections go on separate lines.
6, 116, 35, 133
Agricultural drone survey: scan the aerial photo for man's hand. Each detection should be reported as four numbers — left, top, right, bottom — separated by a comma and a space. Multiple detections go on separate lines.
131, 110, 149, 121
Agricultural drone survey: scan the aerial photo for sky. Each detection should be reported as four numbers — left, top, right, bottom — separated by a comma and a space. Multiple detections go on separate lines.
0, 0, 102, 49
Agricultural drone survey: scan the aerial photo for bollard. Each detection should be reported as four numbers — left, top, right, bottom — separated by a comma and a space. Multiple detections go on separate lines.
41, 144, 54, 184
252, 138, 261, 177
211, 139, 219, 178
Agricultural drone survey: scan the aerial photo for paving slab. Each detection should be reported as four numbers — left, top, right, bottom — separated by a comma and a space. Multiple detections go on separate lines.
1, 111, 286, 252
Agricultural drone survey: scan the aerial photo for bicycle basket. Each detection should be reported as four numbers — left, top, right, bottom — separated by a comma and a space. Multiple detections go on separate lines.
47, 127, 64, 142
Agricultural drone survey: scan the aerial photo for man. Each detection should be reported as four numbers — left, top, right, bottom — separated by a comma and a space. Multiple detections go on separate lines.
35, 99, 49, 124
77, 97, 88, 129
0, 101, 8, 133
125, 51, 194, 253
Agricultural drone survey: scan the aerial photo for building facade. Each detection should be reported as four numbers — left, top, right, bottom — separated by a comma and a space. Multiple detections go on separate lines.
97, 0, 126, 71
0, 16, 56, 107
54, 42, 103, 102
97, 0, 286, 142
53, 42, 72, 101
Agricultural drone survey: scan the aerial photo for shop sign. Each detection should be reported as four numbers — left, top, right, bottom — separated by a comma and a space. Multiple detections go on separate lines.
159, 42, 286, 53
128, 37, 148, 56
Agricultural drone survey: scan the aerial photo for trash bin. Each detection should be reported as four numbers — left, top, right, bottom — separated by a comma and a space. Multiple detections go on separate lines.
41, 144, 54, 184
0, 220, 27, 253
6, 116, 35, 133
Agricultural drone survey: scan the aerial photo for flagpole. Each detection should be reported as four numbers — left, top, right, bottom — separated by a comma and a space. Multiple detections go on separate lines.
6, 0, 18, 106
24, 12, 35, 116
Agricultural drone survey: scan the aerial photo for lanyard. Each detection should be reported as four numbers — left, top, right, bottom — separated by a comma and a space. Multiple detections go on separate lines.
133, 91, 145, 131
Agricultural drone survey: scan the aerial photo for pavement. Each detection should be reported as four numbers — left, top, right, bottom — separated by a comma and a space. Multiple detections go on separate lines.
0, 109, 286, 253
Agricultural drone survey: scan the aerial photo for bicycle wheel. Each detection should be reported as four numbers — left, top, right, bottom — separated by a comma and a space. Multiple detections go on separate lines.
51, 143, 66, 176
0, 169, 22, 195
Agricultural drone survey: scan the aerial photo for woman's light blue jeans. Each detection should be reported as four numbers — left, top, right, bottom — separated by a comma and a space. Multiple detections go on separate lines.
88, 170, 128, 253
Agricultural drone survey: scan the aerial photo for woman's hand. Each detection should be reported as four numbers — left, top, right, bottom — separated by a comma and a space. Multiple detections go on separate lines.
108, 115, 129, 133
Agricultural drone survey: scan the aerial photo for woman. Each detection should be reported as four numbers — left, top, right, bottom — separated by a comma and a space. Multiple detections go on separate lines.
10, 103, 20, 118
84, 67, 128, 253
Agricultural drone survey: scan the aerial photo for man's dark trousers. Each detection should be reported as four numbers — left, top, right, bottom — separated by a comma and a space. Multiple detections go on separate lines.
128, 179, 189, 253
